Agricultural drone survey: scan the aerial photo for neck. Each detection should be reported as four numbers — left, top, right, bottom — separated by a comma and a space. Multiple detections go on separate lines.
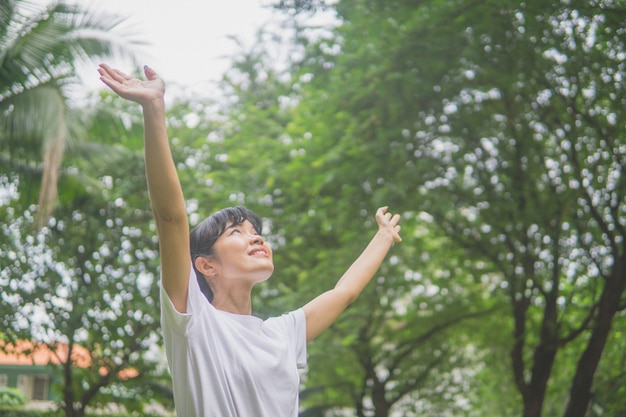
211, 290, 253, 315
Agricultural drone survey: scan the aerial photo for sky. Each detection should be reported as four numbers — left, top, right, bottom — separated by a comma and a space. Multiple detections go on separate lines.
34, 0, 283, 95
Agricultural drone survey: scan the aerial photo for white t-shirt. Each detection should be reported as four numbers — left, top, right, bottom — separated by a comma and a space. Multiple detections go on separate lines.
160, 267, 308, 417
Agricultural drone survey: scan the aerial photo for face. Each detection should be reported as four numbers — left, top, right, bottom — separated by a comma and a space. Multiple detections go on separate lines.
210, 220, 274, 285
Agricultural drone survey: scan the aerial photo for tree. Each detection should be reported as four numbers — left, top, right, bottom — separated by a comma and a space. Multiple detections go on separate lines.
0, 0, 140, 227
272, 0, 626, 416
407, 2, 626, 416
199, 11, 499, 417
0, 94, 173, 416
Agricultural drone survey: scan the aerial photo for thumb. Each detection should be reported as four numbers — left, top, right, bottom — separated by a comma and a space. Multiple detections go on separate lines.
143, 65, 159, 80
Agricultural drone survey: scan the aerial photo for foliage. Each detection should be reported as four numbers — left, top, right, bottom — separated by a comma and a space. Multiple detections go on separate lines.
180, 16, 501, 417
0, 0, 140, 226
0, 408, 53, 417
0, 409, 160, 417
0, 388, 26, 407
270, 0, 626, 416
0, 94, 173, 416
3, 0, 626, 416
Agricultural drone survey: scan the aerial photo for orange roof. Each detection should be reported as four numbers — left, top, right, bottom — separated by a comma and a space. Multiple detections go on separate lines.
0, 340, 90, 367
0, 340, 138, 380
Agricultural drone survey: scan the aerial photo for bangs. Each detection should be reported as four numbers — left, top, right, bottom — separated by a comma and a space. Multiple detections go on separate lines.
214, 206, 263, 236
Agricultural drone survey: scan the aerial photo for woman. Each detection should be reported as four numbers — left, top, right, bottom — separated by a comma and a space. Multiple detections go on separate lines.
98, 64, 401, 417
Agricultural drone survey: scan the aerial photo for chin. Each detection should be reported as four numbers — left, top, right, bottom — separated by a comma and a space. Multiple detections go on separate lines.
264, 266, 275, 279
259, 266, 274, 282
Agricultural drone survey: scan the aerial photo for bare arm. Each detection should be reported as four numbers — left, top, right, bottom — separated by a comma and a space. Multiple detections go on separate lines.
98, 64, 190, 312
302, 207, 402, 342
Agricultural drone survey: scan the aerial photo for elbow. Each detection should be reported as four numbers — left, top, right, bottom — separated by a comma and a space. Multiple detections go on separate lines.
334, 286, 359, 307
346, 291, 359, 306
152, 205, 188, 225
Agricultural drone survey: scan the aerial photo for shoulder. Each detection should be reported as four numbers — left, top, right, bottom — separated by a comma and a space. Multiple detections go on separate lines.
264, 308, 307, 344
160, 267, 211, 331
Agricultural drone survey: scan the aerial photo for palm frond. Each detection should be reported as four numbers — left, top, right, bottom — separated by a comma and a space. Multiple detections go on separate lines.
0, 0, 142, 227
0, 2, 67, 91
1, 82, 65, 152
36, 116, 64, 227
1, 0, 141, 101
52, 2, 144, 65
0, 0, 17, 42
0, 82, 67, 226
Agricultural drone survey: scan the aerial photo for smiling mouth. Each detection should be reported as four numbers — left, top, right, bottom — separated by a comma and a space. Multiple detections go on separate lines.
249, 249, 268, 256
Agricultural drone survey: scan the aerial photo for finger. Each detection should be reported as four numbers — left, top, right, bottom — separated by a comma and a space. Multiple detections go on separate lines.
98, 63, 120, 78
98, 74, 114, 89
391, 213, 401, 225
98, 70, 128, 95
97, 64, 111, 79
143, 65, 159, 80
97, 68, 117, 88
394, 225, 402, 242
99, 64, 131, 83
99, 77, 127, 97
113, 68, 132, 81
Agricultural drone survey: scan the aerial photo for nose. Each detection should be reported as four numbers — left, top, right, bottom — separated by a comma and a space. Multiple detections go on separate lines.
250, 234, 264, 245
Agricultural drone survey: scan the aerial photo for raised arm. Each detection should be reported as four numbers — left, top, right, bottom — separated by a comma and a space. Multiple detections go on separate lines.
302, 207, 402, 342
98, 64, 190, 312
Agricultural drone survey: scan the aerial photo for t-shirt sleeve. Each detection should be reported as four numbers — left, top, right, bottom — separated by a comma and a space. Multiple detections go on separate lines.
160, 264, 206, 333
287, 309, 308, 369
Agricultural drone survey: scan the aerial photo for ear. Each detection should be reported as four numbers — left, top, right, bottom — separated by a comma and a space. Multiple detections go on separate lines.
194, 256, 216, 278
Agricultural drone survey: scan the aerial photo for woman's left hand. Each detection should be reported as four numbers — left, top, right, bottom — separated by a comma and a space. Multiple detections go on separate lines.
375, 206, 402, 243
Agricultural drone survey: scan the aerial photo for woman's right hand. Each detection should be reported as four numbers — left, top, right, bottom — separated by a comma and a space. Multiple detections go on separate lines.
98, 63, 164, 106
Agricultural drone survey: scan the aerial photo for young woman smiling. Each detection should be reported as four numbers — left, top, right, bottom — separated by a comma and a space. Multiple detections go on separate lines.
98, 63, 402, 417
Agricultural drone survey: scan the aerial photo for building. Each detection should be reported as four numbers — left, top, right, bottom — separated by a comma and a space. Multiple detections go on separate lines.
0, 341, 78, 402
0, 340, 102, 403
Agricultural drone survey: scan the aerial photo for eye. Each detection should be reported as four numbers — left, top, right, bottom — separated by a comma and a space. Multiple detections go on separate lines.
229, 228, 241, 235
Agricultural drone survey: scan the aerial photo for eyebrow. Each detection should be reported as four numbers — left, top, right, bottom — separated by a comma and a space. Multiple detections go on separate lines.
225, 223, 241, 231
226, 221, 261, 235
225, 221, 247, 230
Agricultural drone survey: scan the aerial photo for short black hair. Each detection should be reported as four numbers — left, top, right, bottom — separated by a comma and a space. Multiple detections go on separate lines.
189, 206, 263, 302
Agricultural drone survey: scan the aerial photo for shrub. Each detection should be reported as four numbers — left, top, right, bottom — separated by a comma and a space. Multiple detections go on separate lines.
0, 407, 47, 417
0, 388, 26, 407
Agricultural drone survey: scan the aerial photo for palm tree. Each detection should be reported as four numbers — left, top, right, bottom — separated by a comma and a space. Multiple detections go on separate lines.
0, 0, 140, 227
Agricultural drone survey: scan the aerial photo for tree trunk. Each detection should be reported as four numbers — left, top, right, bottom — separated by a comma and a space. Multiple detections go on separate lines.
513, 273, 560, 417
372, 376, 390, 417
522, 347, 557, 417
562, 257, 626, 417
63, 356, 75, 417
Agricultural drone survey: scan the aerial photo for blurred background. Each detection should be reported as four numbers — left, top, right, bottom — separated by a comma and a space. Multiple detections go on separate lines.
1, 1, 625, 416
